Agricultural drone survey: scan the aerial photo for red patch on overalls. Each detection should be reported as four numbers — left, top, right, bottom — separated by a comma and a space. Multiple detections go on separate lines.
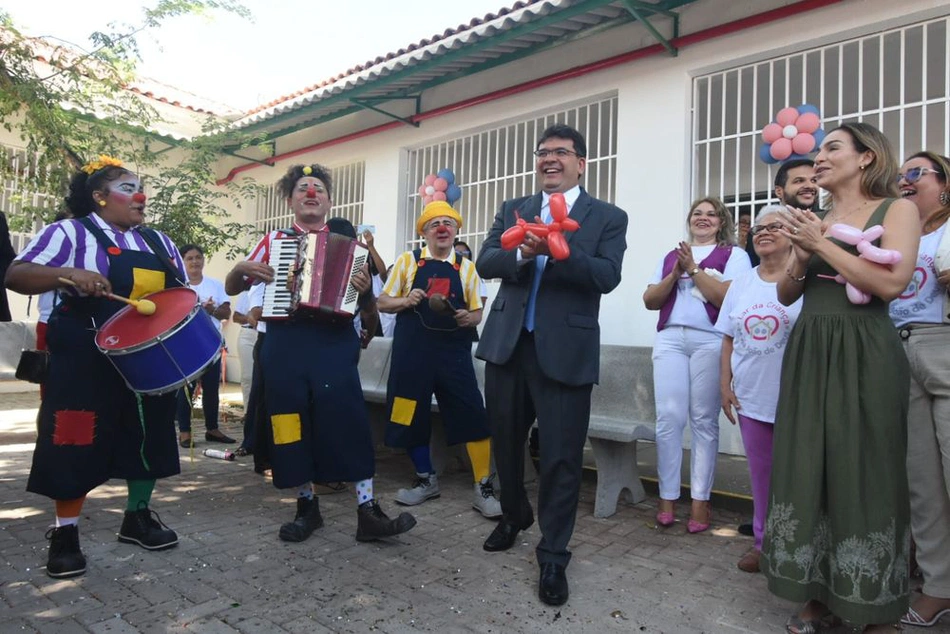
425, 277, 451, 298
52, 410, 96, 446
107, 247, 122, 256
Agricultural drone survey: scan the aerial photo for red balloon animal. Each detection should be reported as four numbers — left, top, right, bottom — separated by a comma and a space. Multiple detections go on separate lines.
500, 192, 580, 260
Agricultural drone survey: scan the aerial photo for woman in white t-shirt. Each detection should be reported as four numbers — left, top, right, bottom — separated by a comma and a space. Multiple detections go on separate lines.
716, 205, 802, 574
889, 151, 950, 629
643, 197, 752, 533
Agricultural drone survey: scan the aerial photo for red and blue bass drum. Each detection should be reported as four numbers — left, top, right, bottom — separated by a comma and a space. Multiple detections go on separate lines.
95, 287, 223, 395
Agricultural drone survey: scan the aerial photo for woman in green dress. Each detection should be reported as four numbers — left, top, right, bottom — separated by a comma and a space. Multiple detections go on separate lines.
764, 122, 921, 633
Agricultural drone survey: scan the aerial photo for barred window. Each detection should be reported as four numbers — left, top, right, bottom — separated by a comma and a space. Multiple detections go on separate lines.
693, 16, 950, 222
404, 95, 619, 254
252, 161, 365, 234
0, 144, 59, 250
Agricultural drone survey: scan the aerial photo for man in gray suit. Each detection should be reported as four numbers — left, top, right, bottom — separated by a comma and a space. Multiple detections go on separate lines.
476, 124, 628, 606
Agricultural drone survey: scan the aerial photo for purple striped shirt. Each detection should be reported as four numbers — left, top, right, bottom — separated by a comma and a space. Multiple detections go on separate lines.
15, 213, 186, 279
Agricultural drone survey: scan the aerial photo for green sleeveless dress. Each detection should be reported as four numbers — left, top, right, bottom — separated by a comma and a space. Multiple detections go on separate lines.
761, 199, 911, 625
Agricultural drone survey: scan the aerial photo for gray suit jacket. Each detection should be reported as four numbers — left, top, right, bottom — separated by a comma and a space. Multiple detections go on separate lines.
475, 189, 627, 386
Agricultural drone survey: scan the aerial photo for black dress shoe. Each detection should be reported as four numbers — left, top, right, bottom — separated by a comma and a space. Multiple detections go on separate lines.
205, 430, 236, 443
538, 562, 569, 606
483, 518, 530, 552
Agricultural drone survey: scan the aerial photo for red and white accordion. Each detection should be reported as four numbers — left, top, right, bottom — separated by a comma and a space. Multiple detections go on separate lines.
261, 231, 369, 321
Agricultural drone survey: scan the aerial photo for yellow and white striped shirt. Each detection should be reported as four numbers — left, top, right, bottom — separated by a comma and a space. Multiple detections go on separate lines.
382, 247, 483, 311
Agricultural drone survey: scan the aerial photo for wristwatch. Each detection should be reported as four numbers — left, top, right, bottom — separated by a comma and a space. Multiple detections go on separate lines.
687, 267, 700, 277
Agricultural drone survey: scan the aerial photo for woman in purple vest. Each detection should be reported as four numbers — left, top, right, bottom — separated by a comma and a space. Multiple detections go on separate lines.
643, 197, 751, 532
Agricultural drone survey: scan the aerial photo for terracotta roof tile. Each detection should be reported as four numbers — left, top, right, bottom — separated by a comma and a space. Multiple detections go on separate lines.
242, 0, 543, 116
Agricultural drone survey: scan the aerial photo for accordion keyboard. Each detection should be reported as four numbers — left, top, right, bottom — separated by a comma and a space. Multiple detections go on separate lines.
261, 237, 299, 320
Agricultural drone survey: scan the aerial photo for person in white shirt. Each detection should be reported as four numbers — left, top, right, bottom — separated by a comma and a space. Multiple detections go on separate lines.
716, 205, 802, 574
231, 290, 258, 434
176, 245, 233, 447
643, 196, 752, 533
890, 151, 950, 629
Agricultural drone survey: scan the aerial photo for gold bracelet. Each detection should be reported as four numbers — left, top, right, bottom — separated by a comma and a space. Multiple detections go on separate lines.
786, 269, 806, 283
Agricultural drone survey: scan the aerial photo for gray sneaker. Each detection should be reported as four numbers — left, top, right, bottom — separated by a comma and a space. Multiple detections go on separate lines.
473, 476, 503, 518
395, 473, 440, 506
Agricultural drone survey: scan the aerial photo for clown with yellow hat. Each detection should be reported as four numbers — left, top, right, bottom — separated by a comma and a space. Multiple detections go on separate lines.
377, 173, 501, 519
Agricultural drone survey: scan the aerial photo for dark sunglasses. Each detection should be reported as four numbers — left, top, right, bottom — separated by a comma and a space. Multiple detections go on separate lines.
897, 166, 941, 184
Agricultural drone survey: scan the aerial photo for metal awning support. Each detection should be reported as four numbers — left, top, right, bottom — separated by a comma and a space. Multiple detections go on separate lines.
350, 95, 421, 128
621, 0, 680, 56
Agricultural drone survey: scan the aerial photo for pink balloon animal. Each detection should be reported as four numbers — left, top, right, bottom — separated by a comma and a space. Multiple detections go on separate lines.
824, 224, 902, 304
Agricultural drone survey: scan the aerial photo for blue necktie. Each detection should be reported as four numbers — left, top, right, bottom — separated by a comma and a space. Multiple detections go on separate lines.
524, 202, 553, 332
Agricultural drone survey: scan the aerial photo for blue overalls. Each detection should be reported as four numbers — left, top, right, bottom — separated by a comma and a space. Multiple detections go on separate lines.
260, 228, 375, 489
27, 217, 182, 500
385, 250, 489, 449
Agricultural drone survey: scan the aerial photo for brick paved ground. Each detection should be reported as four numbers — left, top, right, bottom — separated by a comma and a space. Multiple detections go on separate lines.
1, 384, 944, 633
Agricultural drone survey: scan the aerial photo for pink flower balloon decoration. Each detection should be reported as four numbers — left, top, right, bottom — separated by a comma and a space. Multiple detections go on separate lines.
759, 104, 825, 165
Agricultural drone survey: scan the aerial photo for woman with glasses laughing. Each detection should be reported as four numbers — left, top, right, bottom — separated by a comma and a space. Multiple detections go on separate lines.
715, 205, 802, 574
889, 151, 950, 630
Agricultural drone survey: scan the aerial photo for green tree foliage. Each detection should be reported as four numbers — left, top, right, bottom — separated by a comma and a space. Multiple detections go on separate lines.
0, 1, 265, 257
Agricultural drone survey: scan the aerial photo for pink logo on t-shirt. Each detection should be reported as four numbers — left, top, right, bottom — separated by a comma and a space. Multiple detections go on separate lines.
898, 267, 927, 300
744, 314, 780, 341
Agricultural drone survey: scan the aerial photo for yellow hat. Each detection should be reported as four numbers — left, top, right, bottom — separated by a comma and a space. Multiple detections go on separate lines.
416, 200, 463, 235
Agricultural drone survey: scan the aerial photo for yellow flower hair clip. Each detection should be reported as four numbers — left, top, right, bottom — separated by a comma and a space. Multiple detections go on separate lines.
302, 166, 313, 176
81, 154, 124, 175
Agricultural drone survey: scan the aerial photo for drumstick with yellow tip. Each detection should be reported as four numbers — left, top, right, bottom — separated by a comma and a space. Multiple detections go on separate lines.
58, 277, 157, 315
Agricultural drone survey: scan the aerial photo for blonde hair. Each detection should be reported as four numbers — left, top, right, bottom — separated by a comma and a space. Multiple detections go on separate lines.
827, 123, 899, 204
905, 151, 950, 233
687, 196, 736, 246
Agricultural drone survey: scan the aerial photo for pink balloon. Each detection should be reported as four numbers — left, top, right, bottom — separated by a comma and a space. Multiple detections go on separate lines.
422, 195, 433, 205
417, 185, 428, 197
776, 107, 799, 127
424, 174, 437, 186
770, 138, 793, 161
796, 112, 820, 134
792, 132, 815, 155
432, 191, 447, 202
762, 123, 783, 144
433, 177, 449, 192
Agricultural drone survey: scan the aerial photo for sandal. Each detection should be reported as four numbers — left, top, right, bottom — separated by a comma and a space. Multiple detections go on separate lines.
786, 602, 841, 634
901, 606, 950, 628
234, 447, 249, 457
179, 435, 193, 448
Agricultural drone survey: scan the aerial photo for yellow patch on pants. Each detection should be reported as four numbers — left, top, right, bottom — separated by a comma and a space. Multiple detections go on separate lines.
390, 397, 417, 426
271, 413, 302, 444
131, 268, 166, 299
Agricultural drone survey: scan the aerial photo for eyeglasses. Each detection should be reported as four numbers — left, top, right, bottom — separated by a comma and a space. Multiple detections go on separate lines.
750, 223, 784, 235
533, 148, 580, 159
425, 219, 458, 230
897, 167, 942, 184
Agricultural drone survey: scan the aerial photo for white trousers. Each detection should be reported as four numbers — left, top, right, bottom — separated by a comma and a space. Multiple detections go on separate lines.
652, 326, 722, 501
237, 328, 258, 410
902, 325, 950, 598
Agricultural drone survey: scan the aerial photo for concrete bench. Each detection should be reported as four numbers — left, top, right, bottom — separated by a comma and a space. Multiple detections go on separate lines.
358, 337, 392, 404
587, 345, 657, 518
0, 321, 38, 381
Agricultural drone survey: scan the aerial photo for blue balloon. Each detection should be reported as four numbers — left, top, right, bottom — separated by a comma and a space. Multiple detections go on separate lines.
759, 143, 778, 164
446, 183, 462, 204
812, 128, 825, 148
436, 168, 455, 185
797, 103, 820, 116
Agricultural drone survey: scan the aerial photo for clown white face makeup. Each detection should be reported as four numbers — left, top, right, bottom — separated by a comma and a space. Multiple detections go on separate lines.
289, 176, 332, 228
95, 172, 146, 230
424, 216, 459, 257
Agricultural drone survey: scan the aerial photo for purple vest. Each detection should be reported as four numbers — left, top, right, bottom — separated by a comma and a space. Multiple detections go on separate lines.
656, 245, 733, 332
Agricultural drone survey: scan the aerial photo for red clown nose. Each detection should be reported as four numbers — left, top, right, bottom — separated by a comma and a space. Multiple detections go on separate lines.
132, 192, 147, 203
306, 185, 317, 199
